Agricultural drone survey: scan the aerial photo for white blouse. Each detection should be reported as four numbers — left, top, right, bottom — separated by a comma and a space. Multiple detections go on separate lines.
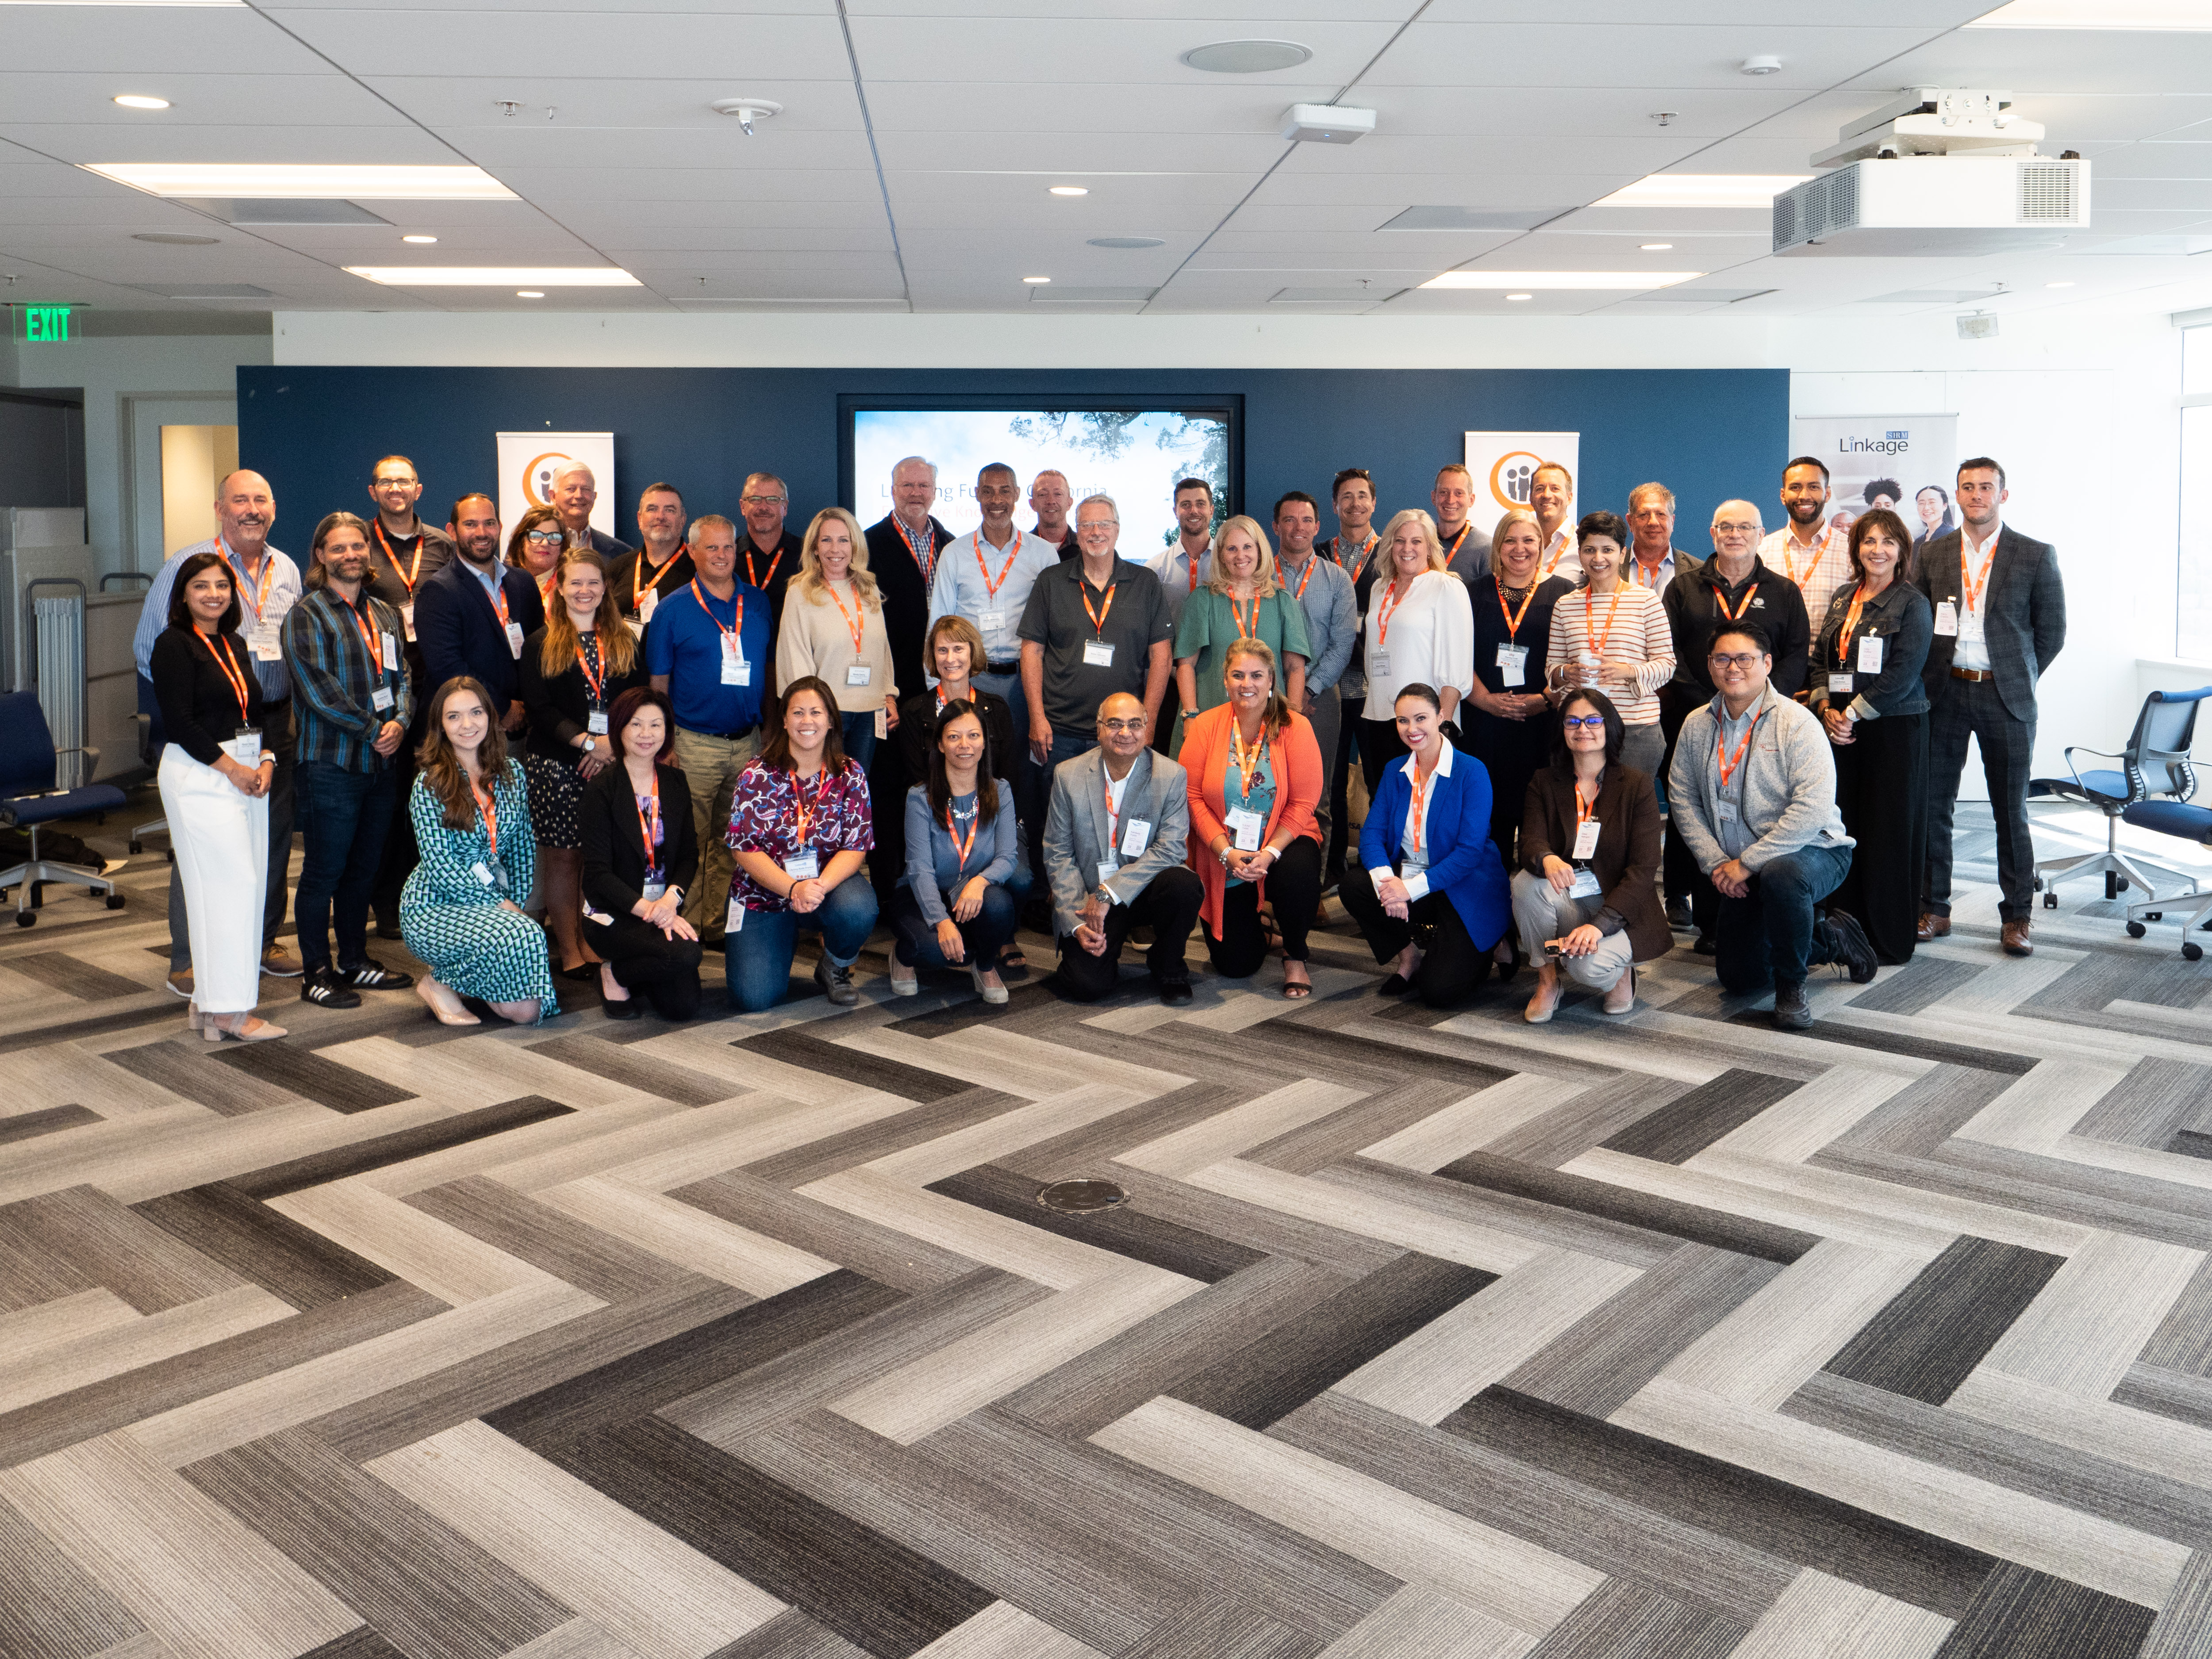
1360, 568, 1475, 721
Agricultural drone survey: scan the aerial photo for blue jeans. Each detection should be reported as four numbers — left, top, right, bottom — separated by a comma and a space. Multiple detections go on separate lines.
889, 881, 1018, 970
724, 877, 879, 1011
1714, 840, 1856, 994
841, 710, 878, 776
293, 758, 397, 973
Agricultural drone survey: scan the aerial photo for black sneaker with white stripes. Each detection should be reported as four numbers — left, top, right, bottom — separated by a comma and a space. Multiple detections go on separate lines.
300, 967, 362, 1009
344, 958, 416, 991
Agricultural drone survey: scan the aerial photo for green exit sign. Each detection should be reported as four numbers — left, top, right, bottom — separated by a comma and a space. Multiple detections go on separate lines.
19, 305, 77, 343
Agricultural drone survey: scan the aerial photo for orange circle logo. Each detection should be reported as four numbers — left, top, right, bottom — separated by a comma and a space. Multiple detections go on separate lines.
522, 452, 576, 511
1489, 451, 1542, 510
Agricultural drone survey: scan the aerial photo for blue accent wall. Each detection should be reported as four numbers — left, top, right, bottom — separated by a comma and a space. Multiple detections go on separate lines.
238, 365, 1787, 543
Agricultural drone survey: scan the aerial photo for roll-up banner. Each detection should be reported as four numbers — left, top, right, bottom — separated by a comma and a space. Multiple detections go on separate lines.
1463, 431, 1580, 527
494, 432, 616, 538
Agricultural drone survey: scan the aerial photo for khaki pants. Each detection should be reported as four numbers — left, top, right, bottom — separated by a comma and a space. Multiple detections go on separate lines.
671, 725, 760, 935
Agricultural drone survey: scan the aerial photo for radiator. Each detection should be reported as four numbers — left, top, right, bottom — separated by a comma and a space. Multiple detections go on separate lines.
33, 590, 85, 787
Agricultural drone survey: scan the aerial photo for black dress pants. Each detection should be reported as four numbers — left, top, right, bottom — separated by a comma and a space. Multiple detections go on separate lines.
1336, 867, 1494, 1009
582, 910, 705, 1019
1055, 865, 1203, 1001
1925, 677, 2036, 923
1206, 836, 1322, 977
1827, 710, 1929, 965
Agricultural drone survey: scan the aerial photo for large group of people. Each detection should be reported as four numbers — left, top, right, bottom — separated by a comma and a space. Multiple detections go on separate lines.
134, 445, 2064, 1041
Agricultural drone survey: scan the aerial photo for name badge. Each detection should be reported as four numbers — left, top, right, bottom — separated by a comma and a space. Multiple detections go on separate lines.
979, 610, 1005, 634
638, 588, 659, 625
1571, 819, 1601, 860
1496, 644, 1528, 687
1829, 673, 1855, 696
783, 852, 821, 881
371, 685, 395, 712
381, 632, 399, 669
1225, 807, 1263, 851
641, 882, 666, 902
1857, 635, 1884, 673
250, 625, 283, 662
400, 601, 416, 642
1367, 650, 1389, 679
1717, 800, 1739, 823
222, 728, 261, 765
721, 651, 751, 686
1120, 818, 1152, 857
875, 707, 888, 741
587, 710, 609, 735
1569, 866, 1604, 899
505, 621, 526, 658
1933, 600, 1959, 637
1083, 639, 1115, 668
845, 664, 872, 687
1097, 859, 1119, 886
471, 860, 497, 887
726, 895, 745, 935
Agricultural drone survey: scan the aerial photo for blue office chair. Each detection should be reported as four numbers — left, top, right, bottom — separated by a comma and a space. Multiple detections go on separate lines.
0, 690, 128, 926
130, 672, 170, 858
2123, 800, 2212, 961
2030, 686, 2212, 907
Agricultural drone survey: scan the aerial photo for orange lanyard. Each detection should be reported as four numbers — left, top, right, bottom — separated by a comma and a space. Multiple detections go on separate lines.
893, 516, 937, 584
1961, 534, 1997, 614
1407, 759, 1434, 855
537, 572, 556, 610
1778, 528, 1829, 589
1540, 531, 1570, 579
1717, 711, 1765, 792
634, 770, 663, 877
1582, 581, 1625, 660
1444, 524, 1471, 564
744, 543, 784, 591
1575, 778, 1600, 829
635, 543, 685, 608
1496, 579, 1538, 641
1331, 532, 1379, 579
1375, 576, 1412, 646
481, 572, 511, 630
1228, 588, 1260, 641
575, 633, 605, 705
1838, 584, 1871, 660
1081, 579, 1116, 638
1230, 726, 1265, 800
227, 545, 277, 623
790, 768, 828, 847
823, 580, 867, 656
472, 776, 499, 862
972, 529, 1026, 598
348, 601, 386, 678
1289, 554, 1316, 602
945, 798, 981, 871
1628, 555, 1668, 588
372, 522, 427, 595
1714, 578, 1760, 622
199, 629, 250, 723
689, 579, 743, 650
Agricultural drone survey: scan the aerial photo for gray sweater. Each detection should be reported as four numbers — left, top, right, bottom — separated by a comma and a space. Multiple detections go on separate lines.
1669, 684, 1853, 874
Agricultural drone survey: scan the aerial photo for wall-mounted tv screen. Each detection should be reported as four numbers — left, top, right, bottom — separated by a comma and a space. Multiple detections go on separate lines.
847, 402, 1237, 555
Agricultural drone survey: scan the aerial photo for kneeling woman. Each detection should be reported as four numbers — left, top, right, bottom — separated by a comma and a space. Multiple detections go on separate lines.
580, 686, 703, 1021
1514, 690, 1668, 1023
724, 676, 879, 1012
1338, 683, 1512, 1007
1180, 640, 1325, 998
889, 700, 1019, 1004
401, 676, 558, 1025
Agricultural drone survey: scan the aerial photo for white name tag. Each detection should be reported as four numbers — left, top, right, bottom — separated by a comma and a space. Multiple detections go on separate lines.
587, 710, 609, 735
1829, 673, 1855, 696
381, 632, 399, 669
1225, 807, 1263, 851
1934, 600, 1959, 637
471, 860, 497, 887
845, 664, 872, 687
1120, 818, 1152, 857
979, 610, 1005, 634
222, 729, 261, 765
250, 625, 282, 662
727, 895, 745, 934
721, 652, 750, 686
1857, 634, 1884, 673
1569, 866, 1604, 899
638, 588, 659, 625
875, 707, 888, 741
371, 685, 394, 713
505, 621, 526, 658
1496, 644, 1527, 687
783, 852, 820, 881
1082, 639, 1115, 668
1571, 819, 1601, 860
1367, 650, 1388, 679
1717, 800, 1739, 823
641, 882, 666, 902
400, 602, 416, 641
1097, 859, 1119, 886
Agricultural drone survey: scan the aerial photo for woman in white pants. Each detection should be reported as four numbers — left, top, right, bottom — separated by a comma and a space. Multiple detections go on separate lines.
151, 551, 285, 1041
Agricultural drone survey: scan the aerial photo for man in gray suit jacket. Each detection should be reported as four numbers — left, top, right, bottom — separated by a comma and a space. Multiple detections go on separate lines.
1916, 457, 2066, 956
1043, 692, 1203, 1003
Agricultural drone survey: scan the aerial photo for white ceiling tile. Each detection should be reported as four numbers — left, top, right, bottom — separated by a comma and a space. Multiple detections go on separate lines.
1363, 23, 1956, 91
1843, 31, 2212, 97
594, 227, 896, 253
358, 76, 865, 133
883, 171, 1256, 207
864, 81, 1341, 133
441, 127, 882, 172
1422, 0, 1991, 21
0, 8, 333, 76
0, 125, 459, 167
487, 166, 891, 202
554, 200, 891, 231
841, 16, 1400, 84
2098, 143, 2212, 180
261, 8, 854, 80
0, 73, 408, 129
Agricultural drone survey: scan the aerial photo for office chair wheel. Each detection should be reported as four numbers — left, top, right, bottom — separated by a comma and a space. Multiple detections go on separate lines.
104, 894, 125, 910
2032, 876, 2043, 891
2043, 891, 2058, 908
129, 839, 142, 854
2118, 879, 2131, 893
2186, 943, 2204, 963
2127, 921, 2148, 938
13, 912, 31, 928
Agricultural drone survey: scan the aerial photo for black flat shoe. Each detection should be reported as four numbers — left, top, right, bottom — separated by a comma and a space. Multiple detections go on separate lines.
603, 996, 641, 1021
1492, 949, 1520, 985
1158, 978, 1193, 1006
1379, 973, 1413, 996
558, 960, 600, 981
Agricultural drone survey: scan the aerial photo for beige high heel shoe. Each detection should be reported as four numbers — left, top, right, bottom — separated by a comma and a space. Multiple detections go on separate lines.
205, 1012, 287, 1042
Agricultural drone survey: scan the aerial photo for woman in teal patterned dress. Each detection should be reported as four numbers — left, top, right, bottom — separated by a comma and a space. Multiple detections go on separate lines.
400, 675, 560, 1025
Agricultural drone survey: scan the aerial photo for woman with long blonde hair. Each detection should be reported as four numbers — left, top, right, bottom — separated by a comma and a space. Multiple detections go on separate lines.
1171, 513, 1310, 757
1356, 507, 1473, 790
776, 505, 900, 771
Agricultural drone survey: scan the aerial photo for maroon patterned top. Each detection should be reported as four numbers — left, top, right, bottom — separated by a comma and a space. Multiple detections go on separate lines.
725, 755, 874, 912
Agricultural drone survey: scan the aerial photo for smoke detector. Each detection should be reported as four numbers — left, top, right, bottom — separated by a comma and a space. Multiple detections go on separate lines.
710, 98, 783, 136
1741, 55, 1783, 75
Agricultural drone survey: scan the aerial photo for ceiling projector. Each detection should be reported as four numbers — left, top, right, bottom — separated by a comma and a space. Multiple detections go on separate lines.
1772, 89, 2089, 257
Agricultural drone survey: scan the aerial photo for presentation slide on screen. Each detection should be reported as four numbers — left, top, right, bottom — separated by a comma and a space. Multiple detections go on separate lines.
852, 408, 1229, 554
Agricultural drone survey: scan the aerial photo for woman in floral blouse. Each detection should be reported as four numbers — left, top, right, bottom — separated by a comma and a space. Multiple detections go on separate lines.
723, 675, 878, 1011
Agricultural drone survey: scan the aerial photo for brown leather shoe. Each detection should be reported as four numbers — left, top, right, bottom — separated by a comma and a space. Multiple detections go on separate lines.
1916, 912, 1951, 943
2002, 919, 2034, 957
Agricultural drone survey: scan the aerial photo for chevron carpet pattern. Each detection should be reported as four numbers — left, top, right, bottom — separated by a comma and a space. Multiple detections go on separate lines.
6, 799, 2212, 1659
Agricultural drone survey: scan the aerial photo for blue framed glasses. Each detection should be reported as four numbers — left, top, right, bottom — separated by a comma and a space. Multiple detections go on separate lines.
1563, 714, 1607, 730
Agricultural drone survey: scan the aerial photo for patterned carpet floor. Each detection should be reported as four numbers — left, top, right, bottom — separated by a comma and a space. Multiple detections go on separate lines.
6, 788, 2212, 1659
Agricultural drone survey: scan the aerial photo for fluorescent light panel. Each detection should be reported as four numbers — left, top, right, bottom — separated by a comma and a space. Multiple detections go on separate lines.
83, 163, 515, 200
346, 267, 638, 287
1590, 173, 1811, 208
1966, 0, 2212, 26
1420, 270, 1702, 290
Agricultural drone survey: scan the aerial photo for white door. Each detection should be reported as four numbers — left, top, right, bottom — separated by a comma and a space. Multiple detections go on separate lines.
122, 393, 236, 571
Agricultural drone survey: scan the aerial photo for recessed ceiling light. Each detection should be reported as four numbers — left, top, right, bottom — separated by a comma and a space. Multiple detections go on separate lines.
131, 231, 218, 245
344, 266, 638, 287
1180, 39, 1313, 73
1421, 270, 1703, 291
1592, 173, 1811, 209
401, 234, 438, 244
112, 95, 169, 110
1089, 237, 1166, 249
1505, 294, 1533, 301
84, 163, 515, 200
1049, 185, 1089, 196
1640, 242, 1674, 250
1967, 0, 2212, 26
516, 290, 545, 298
1023, 276, 1051, 283
2047, 279, 2076, 287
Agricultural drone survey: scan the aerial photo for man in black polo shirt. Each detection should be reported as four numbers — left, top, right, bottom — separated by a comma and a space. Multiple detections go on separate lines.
864, 454, 952, 704
361, 454, 453, 937
611, 481, 694, 624
735, 469, 801, 661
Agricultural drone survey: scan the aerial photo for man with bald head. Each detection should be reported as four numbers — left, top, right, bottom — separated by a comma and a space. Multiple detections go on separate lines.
550, 461, 633, 561
865, 454, 953, 706
134, 468, 307, 991
1042, 691, 1202, 1004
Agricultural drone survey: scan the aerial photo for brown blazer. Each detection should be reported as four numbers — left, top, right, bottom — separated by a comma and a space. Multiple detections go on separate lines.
1519, 764, 1669, 962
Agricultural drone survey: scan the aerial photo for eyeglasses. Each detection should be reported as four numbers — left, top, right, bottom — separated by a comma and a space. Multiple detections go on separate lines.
1099, 718, 1147, 734
1562, 715, 1607, 730
1712, 521, 1760, 535
1709, 652, 1765, 669
740, 495, 785, 506
523, 529, 564, 544
372, 476, 417, 488
1080, 518, 1118, 530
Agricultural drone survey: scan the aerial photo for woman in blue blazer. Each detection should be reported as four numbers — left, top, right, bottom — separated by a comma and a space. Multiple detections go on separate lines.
1338, 681, 1512, 1007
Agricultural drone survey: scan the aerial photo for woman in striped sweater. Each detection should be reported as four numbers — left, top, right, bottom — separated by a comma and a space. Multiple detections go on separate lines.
1544, 511, 1674, 780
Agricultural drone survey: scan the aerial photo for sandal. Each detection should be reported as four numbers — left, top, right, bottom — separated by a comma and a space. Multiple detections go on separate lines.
1281, 961, 1312, 999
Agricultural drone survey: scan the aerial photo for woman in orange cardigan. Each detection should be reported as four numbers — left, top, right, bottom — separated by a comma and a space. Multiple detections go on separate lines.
1180, 638, 1326, 997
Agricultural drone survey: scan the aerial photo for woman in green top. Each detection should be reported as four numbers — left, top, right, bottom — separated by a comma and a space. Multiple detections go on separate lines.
1172, 514, 1310, 755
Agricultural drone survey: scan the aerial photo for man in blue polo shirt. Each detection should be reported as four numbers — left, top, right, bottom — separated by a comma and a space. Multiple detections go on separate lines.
646, 514, 770, 940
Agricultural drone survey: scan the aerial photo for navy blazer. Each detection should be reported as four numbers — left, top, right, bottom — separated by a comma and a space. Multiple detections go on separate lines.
413, 559, 547, 713
1915, 523, 2066, 723
1358, 745, 1511, 949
